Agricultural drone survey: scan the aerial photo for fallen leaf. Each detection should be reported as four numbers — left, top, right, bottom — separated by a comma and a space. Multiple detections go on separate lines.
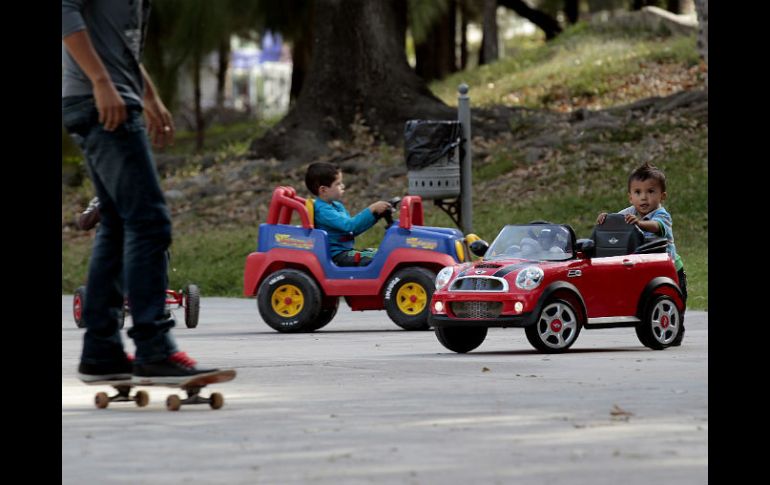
610, 404, 634, 419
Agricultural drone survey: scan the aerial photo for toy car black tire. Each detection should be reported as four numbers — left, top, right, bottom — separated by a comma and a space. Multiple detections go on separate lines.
636, 294, 682, 350
184, 284, 200, 328
257, 269, 322, 333
310, 296, 339, 331
525, 298, 582, 353
435, 325, 488, 353
383, 267, 436, 330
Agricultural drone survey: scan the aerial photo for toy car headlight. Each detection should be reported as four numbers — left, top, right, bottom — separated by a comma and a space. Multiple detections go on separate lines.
435, 266, 454, 290
515, 266, 544, 290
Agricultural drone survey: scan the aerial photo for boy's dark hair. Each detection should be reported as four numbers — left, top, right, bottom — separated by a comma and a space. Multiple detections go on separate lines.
628, 162, 666, 192
305, 162, 340, 196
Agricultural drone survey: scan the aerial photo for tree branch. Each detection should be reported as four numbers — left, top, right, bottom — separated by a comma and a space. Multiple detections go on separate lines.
497, 0, 562, 40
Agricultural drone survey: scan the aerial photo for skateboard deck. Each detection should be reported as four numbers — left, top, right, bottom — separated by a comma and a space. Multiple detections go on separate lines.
85, 369, 236, 411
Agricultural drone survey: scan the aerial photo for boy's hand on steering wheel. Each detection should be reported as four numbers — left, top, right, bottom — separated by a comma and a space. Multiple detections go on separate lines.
369, 201, 391, 215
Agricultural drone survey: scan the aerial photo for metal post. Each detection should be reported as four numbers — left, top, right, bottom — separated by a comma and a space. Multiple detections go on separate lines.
458, 84, 472, 234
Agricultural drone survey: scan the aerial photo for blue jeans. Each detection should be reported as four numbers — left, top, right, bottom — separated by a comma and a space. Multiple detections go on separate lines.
62, 96, 177, 365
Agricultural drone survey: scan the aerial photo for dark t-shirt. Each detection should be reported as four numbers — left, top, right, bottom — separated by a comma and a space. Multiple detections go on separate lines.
62, 0, 151, 105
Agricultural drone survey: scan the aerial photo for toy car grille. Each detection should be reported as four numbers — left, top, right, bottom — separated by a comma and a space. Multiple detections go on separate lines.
450, 277, 504, 291
450, 301, 503, 319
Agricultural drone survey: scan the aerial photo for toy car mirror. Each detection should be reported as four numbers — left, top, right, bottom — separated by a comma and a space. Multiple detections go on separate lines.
469, 240, 489, 257
575, 238, 595, 258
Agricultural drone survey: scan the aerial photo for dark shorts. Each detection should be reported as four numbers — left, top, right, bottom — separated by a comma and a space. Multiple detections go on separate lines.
332, 249, 377, 267
677, 267, 687, 305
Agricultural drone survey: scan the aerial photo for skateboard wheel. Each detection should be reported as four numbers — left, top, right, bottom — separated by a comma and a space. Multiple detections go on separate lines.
166, 394, 182, 411
209, 392, 224, 410
135, 390, 150, 407
95, 392, 109, 409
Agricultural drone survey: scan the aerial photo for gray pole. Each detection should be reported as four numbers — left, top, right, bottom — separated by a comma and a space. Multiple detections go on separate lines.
458, 84, 472, 234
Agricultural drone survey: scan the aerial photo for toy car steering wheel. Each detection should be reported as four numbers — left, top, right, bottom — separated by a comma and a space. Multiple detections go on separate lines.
380, 197, 401, 229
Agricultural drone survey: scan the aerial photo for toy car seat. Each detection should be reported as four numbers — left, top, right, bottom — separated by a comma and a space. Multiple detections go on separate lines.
590, 213, 644, 257
305, 198, 315, 228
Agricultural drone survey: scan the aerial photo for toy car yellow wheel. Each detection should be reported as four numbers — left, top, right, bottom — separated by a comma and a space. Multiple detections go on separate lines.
383, 267, 436, 330
271, 284, 304, 316
257, 269, 322, 333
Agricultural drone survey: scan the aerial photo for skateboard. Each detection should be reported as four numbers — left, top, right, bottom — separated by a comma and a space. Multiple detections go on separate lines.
85, 369, 236, 411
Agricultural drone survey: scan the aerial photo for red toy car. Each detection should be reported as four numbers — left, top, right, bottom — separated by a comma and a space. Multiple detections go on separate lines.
72, 285, 200, 329
243, 186, 474, 332
70, 198, 201, 329
429, 216, 685, 353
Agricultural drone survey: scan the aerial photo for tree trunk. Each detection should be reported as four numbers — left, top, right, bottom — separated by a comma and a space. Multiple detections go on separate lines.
498, 0, 562, 40
693, 0, 707, 88
415, 3, 457, 81
216, 37, 230, 109
448, 1, 458, 74
250, 0, 453, 165
565, 0, 579, 24
192, 50, 204, 152
290, 14, 314, 103
460, 1, 469, 70
480, 0, 499, 65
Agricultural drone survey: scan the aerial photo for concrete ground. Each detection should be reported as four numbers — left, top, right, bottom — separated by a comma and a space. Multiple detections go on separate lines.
62, 296, 707, 484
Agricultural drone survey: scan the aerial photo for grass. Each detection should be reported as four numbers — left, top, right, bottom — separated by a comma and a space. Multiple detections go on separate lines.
430, 22, 701, 110
162, 118, 277, 157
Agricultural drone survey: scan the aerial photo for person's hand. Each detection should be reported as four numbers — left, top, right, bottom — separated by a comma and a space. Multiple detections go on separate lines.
624, 213, 640, 225
144, 95, 175, 148
93, 78, 126, 131
596, 212, 607, 224
369, 201, 391, 215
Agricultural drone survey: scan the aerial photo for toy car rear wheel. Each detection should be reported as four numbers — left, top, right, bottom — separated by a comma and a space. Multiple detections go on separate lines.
310, 296, 339, 331
257, 269, 322, 333
525, 298, 582, 353
435, 326, 488, 353
636, 294, 681, 350
184, 284, 200, 328
73, 286, 86, 328
383, 267, 436, 330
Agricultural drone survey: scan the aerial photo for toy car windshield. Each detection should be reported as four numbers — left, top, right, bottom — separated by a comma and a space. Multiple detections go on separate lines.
485, 224, 573, 261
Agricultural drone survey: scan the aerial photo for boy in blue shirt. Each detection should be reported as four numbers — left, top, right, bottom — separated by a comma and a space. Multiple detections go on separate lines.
597, 162, 687, 345
305, 162, 391, 266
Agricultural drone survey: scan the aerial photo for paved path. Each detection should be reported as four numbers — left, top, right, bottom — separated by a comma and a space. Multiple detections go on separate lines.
62, 296, 707, 484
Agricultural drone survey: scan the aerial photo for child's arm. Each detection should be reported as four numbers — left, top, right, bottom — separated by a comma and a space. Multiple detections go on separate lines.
625, 210, 671, 236
316, 202, 377, 236
624, 214, 660, 233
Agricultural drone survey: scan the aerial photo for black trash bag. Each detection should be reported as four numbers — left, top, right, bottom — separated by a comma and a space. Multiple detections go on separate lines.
404, 120, 462, 170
